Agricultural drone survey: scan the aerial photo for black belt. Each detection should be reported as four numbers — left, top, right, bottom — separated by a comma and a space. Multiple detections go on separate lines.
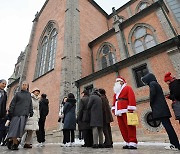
116, 98, 128, 101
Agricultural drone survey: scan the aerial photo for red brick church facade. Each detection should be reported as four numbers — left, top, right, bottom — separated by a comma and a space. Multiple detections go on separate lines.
7, 0, 180, 142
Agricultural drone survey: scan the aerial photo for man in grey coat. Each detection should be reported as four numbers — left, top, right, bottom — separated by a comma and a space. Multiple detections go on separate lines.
87, 88, 103, 148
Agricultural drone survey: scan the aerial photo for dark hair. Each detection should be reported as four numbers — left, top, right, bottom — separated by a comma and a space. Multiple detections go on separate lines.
62, 96, 67, 105
82, 89, 89, 96
41, 93, 47, 98
68, 93, 75, 99
99, 88, 106, 95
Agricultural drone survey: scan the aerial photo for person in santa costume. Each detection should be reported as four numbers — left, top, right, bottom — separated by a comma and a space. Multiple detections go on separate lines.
112, 76, 138, 149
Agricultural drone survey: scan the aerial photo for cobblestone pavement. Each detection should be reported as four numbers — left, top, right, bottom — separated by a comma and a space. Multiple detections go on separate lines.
0, 142, 180, 154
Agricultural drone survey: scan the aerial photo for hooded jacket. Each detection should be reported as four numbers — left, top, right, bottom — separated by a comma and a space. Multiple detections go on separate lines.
142, 73, 171, 119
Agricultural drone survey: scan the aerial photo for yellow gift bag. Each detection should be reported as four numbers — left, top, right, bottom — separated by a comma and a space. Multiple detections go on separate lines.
126, 112, 139, 126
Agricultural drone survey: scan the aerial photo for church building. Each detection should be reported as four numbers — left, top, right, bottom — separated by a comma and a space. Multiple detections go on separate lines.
7, 0, 180, 142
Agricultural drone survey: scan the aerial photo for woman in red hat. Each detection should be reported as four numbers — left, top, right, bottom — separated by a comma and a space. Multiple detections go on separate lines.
164, 72, 180, 123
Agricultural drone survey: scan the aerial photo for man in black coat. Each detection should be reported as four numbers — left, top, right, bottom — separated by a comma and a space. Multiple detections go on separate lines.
77, 90, 93, 147
36, 94, 49, 147
142, 73, 180, 151
164, 72, 180, 123
0, 79, 7, 145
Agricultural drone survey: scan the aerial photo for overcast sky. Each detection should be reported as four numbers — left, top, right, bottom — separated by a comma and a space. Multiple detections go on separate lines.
0, 0, 127, 82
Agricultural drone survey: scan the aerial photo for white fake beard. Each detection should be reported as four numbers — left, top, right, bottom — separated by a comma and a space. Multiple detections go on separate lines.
113, 82, 122, 94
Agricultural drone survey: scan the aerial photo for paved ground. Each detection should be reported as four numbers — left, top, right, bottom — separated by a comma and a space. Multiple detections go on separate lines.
0, 142, 179, 154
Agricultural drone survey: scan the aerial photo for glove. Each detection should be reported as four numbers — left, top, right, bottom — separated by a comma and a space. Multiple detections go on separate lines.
128, 110, 133, 113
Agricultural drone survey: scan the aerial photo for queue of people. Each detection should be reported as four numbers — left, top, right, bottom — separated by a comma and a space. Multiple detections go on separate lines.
0, 80, 49, 150
0, 71, 180, 151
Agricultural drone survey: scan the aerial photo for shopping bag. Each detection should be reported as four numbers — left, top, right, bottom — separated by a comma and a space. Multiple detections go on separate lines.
126, 112, 139, 126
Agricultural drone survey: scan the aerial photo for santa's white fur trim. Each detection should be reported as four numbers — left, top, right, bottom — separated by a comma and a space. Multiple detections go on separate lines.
116, 78, 124, 82
127, 106, 136, 110
128, 142, 137, 147
111, 106, 115, 110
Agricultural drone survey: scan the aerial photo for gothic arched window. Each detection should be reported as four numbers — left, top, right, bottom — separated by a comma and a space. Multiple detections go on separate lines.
132, 26, 157, 54
136, 1, 150, 13
35, 21, 58, 78
48, 29, 57, 71
98, 44, 116, 69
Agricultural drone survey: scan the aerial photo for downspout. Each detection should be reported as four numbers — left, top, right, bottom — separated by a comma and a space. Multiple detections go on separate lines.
119, 24, 130, 58
89, 45, 95, 73
75, 82, 80, 113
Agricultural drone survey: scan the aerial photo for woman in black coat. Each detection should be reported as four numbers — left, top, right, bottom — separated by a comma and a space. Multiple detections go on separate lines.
62, 93, 76, 146
142, 73, 180, 150
77, 90, 93, 147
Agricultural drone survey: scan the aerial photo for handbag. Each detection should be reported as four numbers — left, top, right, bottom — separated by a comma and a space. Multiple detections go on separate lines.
126, 112, 139, 126
172, 101, 180, 120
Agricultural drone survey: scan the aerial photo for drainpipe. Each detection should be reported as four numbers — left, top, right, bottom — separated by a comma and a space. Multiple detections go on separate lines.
89, 45, 95, 73
119, 24, 130, 58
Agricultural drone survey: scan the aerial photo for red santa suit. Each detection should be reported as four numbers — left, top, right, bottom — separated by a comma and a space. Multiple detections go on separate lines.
112, 76, 138, 148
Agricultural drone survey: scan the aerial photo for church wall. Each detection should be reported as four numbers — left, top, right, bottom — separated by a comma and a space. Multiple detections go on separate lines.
79, 0, 110, 77
91, 35, 120, 72
25, 0, 67, 130
79, 50, 180, 141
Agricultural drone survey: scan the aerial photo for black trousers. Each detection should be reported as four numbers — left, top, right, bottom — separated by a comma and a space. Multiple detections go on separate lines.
63, 129, 75, 144
0, 130, 6, 144
78, 130, 83, 140
160, 117, 180, 149
103, 123, 113, 146
36, 117, 46, 143
82, 129, 93, 147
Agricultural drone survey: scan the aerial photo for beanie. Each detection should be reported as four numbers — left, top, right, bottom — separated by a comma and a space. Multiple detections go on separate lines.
164, 72, 173, 82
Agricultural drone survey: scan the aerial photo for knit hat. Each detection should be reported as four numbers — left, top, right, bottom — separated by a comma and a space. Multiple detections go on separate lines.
164, 72, 173, 82
31, 87, 40, 93
116, 76, 126, 83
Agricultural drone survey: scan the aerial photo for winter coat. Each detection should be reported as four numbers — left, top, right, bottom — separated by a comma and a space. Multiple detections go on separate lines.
112, 84, 137, 116
63, 98, 76, 130
39, 98, 49, 119
77, 95, 91, 130
25, 93, 40, 131
101, 95, 113, 125
0, 90, 7, 118
87, 92, 103, 127
142, 73, 171, 119
168, 79, 180, 101
8, 90, 33, 118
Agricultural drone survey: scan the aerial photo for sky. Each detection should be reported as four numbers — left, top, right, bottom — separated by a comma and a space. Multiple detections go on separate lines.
0, 0, 128, 82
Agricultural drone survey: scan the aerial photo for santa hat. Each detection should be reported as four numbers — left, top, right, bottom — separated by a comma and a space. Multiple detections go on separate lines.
164, 72, 173, 82
116, 76, 126, 83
